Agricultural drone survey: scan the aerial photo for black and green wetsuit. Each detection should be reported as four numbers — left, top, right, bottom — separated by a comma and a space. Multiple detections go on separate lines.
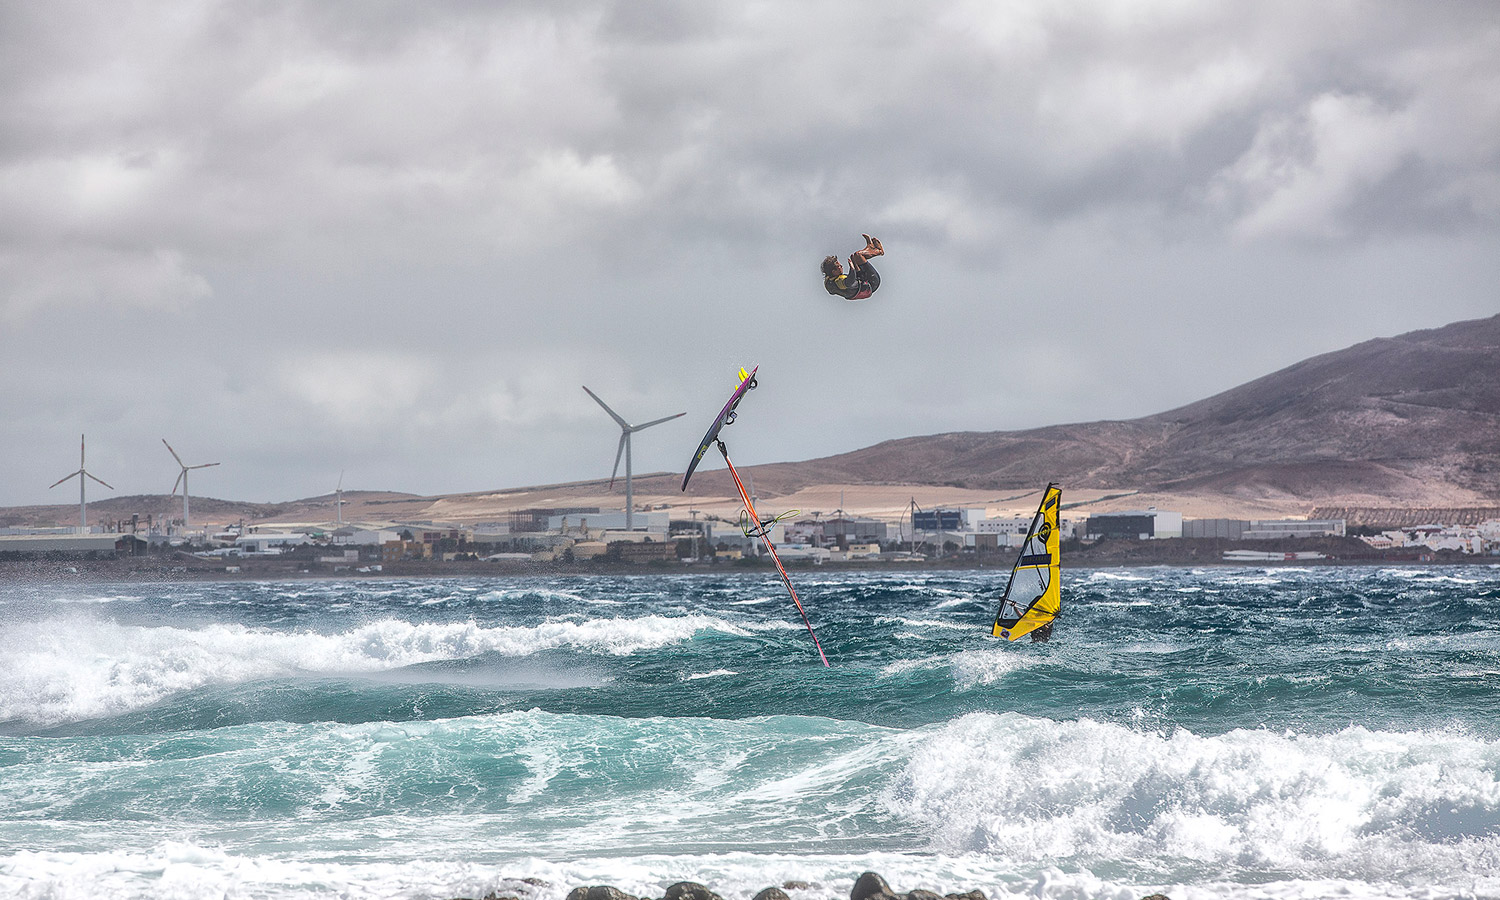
824, 261, 880, 300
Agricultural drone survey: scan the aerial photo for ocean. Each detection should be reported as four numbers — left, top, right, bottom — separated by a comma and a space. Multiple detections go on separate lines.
2, 565, 1499, 900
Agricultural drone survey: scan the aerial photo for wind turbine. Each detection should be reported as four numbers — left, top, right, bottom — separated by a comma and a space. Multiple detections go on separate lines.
48, 434, 113, 531
163, 438, 219, 529
582, 386, 685, 531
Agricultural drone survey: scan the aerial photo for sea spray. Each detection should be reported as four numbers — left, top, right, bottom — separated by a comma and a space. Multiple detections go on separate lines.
3, 567, 1500, 900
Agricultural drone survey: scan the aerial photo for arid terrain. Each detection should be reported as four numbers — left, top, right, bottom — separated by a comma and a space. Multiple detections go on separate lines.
5, 315, 1498, 530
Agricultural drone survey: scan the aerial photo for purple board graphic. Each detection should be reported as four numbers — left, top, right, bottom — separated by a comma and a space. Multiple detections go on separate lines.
681, 366, 757, 491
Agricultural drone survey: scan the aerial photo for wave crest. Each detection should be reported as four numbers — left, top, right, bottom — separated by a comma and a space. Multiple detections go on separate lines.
887, 713, 1500, 881
0, 614, 741, 725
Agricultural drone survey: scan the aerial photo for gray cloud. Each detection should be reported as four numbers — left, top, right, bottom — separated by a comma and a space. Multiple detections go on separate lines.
2, 0, 1497, 506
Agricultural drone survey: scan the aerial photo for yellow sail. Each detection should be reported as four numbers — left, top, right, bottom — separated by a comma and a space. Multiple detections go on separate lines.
991, 483, 1061, 642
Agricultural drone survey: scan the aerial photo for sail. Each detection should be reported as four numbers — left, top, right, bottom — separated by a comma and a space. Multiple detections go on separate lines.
679, 365, 829, 667
991, 483, 1061, 641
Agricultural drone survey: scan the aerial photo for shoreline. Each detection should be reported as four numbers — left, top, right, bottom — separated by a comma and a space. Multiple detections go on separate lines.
1, 540, 1491, 585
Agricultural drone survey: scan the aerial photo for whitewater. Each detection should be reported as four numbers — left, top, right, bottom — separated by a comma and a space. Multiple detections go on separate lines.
2, 566, 1499, 900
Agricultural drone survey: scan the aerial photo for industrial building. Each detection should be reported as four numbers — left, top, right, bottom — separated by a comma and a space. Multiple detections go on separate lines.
912, 509, 981, 531
1182, 518, 1247, 539
234, 532, 313, 554
1243, 519, 1346, 539
547, 511, 669, 534
1181, 518, 1346, 539
812, 516, 888, 545
1085, 509, 1183, 540
0, 533, 139, 555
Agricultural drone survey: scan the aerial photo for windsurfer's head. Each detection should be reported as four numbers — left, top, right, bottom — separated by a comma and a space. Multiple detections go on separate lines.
821, 255, 841, 278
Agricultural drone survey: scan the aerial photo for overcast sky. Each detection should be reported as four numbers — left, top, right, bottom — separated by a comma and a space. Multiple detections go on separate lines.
3, 0, 1497, 507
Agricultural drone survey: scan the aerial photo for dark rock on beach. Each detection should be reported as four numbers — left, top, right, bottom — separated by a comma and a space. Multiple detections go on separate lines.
849, 872, 986, 900
453, 871, 1177, 900
664, 882, 724, 900
468, 870, 1103, 900
564, 887, 641, 900
850, 872, 893, 900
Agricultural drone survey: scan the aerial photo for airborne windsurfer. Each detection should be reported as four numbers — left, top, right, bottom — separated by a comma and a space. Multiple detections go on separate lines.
823, 234, 884, 301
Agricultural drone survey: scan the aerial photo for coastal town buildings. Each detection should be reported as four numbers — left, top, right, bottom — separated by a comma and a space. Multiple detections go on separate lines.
1358, 524, 1489, 555
5, 501, 1500, 568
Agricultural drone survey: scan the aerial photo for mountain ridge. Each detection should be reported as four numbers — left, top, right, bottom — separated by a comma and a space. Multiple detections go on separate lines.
5, 315, 1497, 527
663, 313, 1500, 506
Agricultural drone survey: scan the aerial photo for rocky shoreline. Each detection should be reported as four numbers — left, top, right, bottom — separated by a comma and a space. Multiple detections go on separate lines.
446, 873, 1169, 900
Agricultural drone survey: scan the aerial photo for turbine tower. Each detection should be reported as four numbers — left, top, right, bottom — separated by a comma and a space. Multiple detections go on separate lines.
582, 386, 684, 531
163, 438, 220, 529
48, 434, 113, 531
335, 470, 346, 526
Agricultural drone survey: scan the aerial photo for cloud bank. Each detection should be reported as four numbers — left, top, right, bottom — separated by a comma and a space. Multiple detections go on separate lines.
2, 0, 1497, 505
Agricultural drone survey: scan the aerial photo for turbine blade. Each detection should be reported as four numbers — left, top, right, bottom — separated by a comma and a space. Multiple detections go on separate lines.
337, 470, 344, 491
49, 470, 81, 489
171, 471, 184, 496
582, 386, 630, 429
189, 462, 219, 470
162, 438, 184, 467
631, 411, 686, 432
86, 472, 114, 490
610, 433, 627, 488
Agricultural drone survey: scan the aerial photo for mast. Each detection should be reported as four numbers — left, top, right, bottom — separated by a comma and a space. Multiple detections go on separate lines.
717, 438, 829, 667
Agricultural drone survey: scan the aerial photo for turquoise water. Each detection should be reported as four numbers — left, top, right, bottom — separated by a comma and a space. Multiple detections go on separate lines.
2, 566, 1499, 899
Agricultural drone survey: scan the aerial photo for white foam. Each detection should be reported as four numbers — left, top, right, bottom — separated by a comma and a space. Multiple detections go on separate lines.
1, 840, 1491, 900
1391, 572, 1483, 586
929, 595, 974, 610
0, 613, 747, 725
875, 616, 974, 631
50, 593, 148, 605
5, 710, 1500, 898
1085, 571, 1152, 582
477, 587, 602, 604
945, 647, 1041, 688
885, 713, 1500, 885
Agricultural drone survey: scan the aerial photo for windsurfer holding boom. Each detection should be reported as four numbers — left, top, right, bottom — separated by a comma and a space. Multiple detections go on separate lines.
822, 234, 884, 301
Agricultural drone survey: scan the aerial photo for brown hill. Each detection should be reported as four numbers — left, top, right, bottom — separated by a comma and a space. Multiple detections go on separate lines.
0, 491, 426, 530
6, 315, 1497, 528
664, 313, 1500, 507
